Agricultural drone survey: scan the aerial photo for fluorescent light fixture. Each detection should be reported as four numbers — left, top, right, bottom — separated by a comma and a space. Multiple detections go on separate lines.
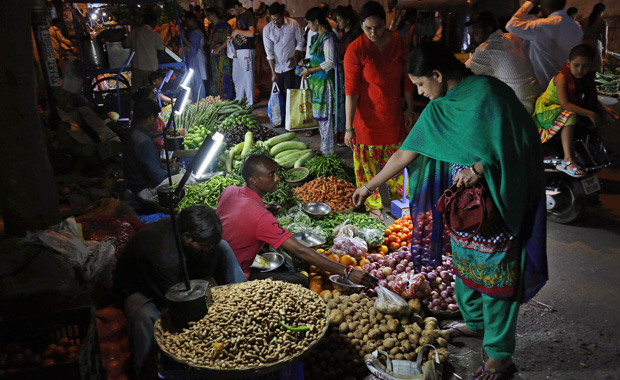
174, 85, 191, 115
194, 133, 225, 178
102, 12, 107, 16
181, 68, 194, 87
90, 13, 97, 20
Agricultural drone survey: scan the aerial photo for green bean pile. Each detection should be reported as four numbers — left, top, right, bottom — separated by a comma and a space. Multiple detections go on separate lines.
263, 182, 299, 211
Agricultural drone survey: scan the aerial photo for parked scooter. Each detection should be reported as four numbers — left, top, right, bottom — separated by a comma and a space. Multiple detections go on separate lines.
543, 128, 610, 223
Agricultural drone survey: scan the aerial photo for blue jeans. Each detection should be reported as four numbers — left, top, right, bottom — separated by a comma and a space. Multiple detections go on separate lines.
125, 240, 245, 378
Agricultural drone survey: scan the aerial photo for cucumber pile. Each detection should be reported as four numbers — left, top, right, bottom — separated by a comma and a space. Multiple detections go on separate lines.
266, 132, 314, 169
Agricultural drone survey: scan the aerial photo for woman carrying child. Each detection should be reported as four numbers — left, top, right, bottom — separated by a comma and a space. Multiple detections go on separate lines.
533, 44, 616, 178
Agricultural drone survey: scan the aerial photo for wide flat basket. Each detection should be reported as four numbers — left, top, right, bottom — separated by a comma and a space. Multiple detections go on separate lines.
154, 283, 329, 379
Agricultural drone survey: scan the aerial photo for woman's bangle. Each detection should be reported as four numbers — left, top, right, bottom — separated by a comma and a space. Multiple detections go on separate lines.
405, 109, 416, 115
470, 165, 483, 177
363, 184, 374, 194
345, 128, 354, 132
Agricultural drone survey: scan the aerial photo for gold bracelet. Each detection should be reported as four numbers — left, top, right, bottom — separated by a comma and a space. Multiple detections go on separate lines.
470, 165, 483, 177
363, 184, 374, 194
345, 128, 354, 132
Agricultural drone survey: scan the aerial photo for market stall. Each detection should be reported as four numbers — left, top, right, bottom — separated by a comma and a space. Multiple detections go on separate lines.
67, 0, 187, 117
143, 97, 461, 379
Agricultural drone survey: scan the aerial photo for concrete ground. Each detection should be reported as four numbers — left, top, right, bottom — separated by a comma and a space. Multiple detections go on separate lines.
253, 95, 620, 380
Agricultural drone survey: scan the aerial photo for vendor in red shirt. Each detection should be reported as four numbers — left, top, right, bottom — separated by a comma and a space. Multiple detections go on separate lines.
344, 1, 417, 222
217, 154, 378, 288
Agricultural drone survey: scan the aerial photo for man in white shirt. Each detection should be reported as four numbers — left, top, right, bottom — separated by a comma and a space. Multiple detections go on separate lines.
506, 0, 583, 93
466, 11, 539, 113
123, 9, 164, 94
263, 2, 305, 127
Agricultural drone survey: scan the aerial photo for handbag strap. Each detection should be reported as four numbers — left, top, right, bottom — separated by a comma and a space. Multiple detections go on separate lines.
416, 345, 440, 367
443, 185, 486, 240
272, 82, 280, 92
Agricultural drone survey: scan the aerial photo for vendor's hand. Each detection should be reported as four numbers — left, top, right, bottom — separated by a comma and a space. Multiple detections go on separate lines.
271, 72, 278, 82
404, 111, 415, 131
231, 30, 238, 38
352, 186, 371, 208
169, 161, 181, 173
348, 269, 379, 288
265, 203, 282, 215
344, 130, 355, 150
454, 167, 482, 189
301, 67, 310, 78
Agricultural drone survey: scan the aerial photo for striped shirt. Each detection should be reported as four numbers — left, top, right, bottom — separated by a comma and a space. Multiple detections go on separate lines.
466, 30, 539, 113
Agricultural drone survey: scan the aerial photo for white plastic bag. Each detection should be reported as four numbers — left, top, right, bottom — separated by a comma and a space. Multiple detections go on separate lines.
226, 39, 236, 59
364, 347, 442, 380
374, 285, 410, 315
268, 83, 284, 126
27, 217, 117, 281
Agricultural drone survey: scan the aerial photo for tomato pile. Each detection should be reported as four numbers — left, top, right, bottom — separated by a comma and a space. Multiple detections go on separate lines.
384, 215, 413, 250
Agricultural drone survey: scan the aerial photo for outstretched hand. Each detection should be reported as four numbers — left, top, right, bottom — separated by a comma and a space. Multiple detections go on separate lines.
352, 186, 371, 208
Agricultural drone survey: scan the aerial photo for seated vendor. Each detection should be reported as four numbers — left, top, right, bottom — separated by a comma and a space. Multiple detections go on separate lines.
148, 71, 175, 106
132, 87, 166, 151
123, 98, 179, 201
216, 154, 378, 288
113, 206, 246, 379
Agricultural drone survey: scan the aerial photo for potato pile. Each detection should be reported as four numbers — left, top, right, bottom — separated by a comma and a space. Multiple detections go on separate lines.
157, 279, 327, 370
304, 292, 450, 380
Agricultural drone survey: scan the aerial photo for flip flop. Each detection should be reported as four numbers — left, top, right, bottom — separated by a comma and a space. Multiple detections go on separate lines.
474, 362, 518, 380
442, 322, 483, 338
556, 160, 587, 178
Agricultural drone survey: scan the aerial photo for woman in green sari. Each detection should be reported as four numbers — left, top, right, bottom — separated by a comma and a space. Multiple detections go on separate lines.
301, 7, 345, 155
352, 42, 548, 380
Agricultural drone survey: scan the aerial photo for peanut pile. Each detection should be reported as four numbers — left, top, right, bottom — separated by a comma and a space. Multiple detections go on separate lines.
158, 279, 327, 369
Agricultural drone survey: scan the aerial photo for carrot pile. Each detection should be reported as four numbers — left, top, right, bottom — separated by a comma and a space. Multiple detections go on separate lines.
294, 176, 356, 212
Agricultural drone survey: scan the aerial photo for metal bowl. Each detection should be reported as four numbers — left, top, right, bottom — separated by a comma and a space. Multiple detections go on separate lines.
292, 231, 326, 248
329, 275, 365, 295
302, 202, 332, 216
259, 252, 285, 272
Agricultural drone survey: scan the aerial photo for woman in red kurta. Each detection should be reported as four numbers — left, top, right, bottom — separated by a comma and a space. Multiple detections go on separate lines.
344, 1, 416, 220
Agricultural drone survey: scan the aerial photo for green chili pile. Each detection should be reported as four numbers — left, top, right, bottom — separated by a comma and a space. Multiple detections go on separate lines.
177, 175, 243, 210
304, 155, 351, 181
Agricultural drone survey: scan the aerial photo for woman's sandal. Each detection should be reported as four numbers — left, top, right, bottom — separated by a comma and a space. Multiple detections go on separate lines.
367, 209, 384, 222
441, 322, 484, 338
474, 362, 518, 380
556, 160, 587, 178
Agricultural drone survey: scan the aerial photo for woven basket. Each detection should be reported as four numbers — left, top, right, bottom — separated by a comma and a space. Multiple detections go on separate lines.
154, 283, 329, 378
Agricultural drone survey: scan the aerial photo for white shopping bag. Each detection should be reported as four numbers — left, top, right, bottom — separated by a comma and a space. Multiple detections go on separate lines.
268, 83, 284, 126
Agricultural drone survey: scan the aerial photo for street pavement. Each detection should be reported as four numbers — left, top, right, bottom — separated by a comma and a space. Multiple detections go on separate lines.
256, 95, 620, 379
